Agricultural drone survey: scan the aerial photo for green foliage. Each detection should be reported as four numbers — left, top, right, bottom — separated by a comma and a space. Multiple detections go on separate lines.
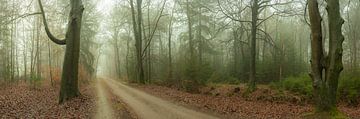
30, 74, 42, 90
182, 61, 213, 92
208, 71, 240, 85
270, 74, 313, 97
271, 73, 360, 105
338, 74, 360, 105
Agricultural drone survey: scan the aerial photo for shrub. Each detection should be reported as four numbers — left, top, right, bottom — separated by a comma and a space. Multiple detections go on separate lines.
271, 73, 360, 105
182, 61, 213, 93
270, 74, 313, 97
208, 71, 240, 85
30, 74, 42, 90
338, 74, 360, 105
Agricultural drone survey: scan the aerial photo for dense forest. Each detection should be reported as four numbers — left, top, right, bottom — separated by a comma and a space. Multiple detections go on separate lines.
0, 0, 360, 118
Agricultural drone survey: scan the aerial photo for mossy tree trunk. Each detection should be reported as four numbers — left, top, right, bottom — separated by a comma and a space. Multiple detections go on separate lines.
38, 0, 84, 104
308, 0, 344, 112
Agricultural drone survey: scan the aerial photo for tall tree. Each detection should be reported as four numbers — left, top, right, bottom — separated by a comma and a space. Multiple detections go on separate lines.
248, 0, 259, 92
308, 0, 345, 113
38, 0, 84, 104
129, 0, 145, 84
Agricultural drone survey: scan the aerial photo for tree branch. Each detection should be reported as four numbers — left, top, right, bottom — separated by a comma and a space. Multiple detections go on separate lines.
217, 0, 251, 23
1, 12, 41, 25
141, 0, 167, 58
38, 0, 66, 45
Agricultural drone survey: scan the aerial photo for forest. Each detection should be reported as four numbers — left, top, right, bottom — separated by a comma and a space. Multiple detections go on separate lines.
0, 0, 360, 118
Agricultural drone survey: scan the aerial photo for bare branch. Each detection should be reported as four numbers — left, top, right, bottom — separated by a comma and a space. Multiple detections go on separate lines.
38, 0, 66, 45
142, 0, 167, 58
217, 0, 251, 23
1, 12, 41, 25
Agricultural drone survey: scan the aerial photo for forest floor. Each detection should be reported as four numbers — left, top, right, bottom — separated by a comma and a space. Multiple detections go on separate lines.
0, 79, 135, 119
135, 83, 360, 119
1, 79, 360, 119
0, 80, 95, 118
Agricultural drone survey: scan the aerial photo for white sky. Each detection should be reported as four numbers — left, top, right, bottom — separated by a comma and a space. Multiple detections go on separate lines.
95, 0, 117, 77
96, 0, 115, 15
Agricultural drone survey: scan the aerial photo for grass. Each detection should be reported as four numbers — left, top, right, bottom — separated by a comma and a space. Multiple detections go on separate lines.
303, 108, 348, 119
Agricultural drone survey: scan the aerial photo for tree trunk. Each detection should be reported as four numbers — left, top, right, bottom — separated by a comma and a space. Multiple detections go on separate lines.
186, 0, 194, 60
247, 0, 259, 92
38, 0, 84, 104
167, 5, 174, 80
324, 0, 344, 111
130, 0, 145, 84
48, 40, 54, 86
308, 0, 345, 112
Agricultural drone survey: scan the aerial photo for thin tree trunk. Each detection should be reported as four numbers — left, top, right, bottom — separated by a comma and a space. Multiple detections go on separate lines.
248, 0, 259, 92
130, 0, 145, 84
186, 0, 194, 60
48, 40, 54, 87
167, 4, 174, 80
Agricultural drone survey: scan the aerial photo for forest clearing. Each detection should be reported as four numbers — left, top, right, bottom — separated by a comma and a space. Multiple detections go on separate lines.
1, 0, 360, 118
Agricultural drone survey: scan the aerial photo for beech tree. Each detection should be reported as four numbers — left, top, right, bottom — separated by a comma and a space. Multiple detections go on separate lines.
308, 0, 345, 113
38, 0, 84, 104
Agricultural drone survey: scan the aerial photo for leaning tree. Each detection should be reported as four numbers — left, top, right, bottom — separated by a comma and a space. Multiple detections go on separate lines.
38, 0, 84, 104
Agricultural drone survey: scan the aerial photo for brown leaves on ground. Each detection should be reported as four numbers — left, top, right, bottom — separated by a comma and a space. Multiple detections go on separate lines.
0, 80, 95, 118
137, 84, 360, 119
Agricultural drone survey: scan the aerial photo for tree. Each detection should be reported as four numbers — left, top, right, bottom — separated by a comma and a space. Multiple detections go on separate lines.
218, 0, 294, 92
308, 0, 345, 114
248, 0, 259, 92
129, 0, 145, 84
38, 0, 84, 104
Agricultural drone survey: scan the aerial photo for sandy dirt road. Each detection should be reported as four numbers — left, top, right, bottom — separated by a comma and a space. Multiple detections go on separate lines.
103, 78, 219, 119
95, 79, 114, 119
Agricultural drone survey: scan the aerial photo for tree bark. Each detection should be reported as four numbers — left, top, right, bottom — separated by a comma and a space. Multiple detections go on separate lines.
247, 0, 259, 92
308, 0, 345, 112
38, 0, 84, 104
130, 0, 145, 84
324, 0, 344, 111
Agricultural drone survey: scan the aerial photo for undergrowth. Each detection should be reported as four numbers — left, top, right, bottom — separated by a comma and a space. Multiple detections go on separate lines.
271, 73, 360, 105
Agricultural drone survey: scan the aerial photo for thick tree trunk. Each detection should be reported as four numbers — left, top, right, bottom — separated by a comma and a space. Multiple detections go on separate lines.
308, 0, 344, 112
324, 0, 344, 111
308, 0, 327, 111
38, 0, 84, 104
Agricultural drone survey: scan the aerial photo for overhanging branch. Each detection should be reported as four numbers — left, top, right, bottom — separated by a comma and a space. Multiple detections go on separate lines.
38, 0, 66, 45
